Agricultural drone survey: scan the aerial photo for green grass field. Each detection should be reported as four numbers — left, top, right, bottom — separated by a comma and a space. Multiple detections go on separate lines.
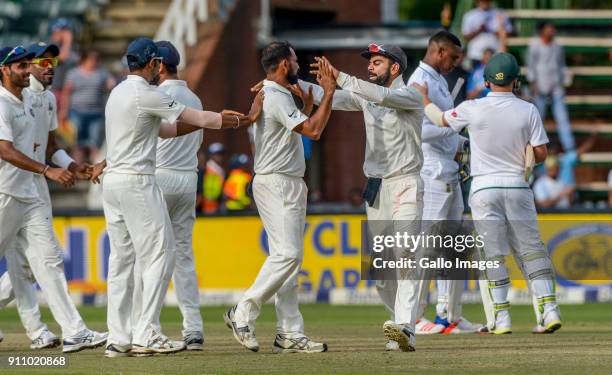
0, 303, 611, 375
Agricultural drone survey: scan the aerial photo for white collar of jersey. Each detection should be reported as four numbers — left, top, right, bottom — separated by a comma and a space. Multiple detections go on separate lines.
126, 74, 150, 84
390, 75, 405, 89
159, 79, 187, 88
487, 92, 515, 97
0, 85, 23, 104
418, 61, 442, 81
263, 79, 291, 95
28, 75, 45, 93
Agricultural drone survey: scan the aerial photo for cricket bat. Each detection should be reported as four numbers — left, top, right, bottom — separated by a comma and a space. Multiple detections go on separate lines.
524, 144, 535, 182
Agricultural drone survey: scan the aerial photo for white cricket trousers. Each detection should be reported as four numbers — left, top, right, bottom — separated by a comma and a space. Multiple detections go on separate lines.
367, 173, 423, 329
132, 169, 203, 337
234, 173, 306, 337
417, 177, 465, 323
0, 190, 87, 338
103, 173, 175, 347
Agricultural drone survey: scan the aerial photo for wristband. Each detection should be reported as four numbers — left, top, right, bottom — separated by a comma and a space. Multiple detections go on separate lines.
51, 149, 75, 169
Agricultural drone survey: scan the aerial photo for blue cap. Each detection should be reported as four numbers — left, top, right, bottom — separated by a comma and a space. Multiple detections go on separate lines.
27, 42, 60, 58
0, 46, 35, 65
155, 41, 180, 67
51, 18, 71, 32
125, 37, 159, 69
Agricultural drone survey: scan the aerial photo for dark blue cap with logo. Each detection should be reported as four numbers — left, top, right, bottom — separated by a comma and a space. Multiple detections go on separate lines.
0, 45, 35, 65
155, 41, 180, 67
125, 37, 159, 69
27, 42, 60, 58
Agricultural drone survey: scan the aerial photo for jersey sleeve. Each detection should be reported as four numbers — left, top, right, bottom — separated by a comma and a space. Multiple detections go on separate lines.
529, 105, 549, 146
270, 94, 309, 131
443, 100, 473, 132
0, 105, 14, 142
138, 88, 186, 124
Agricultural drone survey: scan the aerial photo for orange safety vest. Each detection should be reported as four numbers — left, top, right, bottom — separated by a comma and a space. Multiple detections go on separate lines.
223, 169, 252, 210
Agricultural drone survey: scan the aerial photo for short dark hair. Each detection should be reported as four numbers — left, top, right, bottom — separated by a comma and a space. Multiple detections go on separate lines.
165, 63, 178, 75
537, 21, 554, 32
429, 30, 462, 49
261, 41, 294, 73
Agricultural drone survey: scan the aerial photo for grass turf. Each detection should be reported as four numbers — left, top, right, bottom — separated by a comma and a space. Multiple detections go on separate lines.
0, 303, 611, 374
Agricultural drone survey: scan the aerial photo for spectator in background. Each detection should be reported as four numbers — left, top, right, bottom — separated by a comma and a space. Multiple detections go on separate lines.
461, 0, 511, 67
608, 169, 612, 206
533, 157, 574, 209
527, 21, 575, 152
203, 142, 226, 214
196, 149, 206, 213
223, 154, 253, 211
49, 18, 78, 110
466, 47, 494, 99
60, 49, 116, 163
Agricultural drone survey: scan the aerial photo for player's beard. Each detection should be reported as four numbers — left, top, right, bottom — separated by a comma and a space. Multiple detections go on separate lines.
371, 67, 391, 86
287, 71, 299, 85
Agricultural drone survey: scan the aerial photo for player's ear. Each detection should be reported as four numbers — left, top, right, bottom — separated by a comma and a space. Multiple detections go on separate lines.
391, 62, 400, 76
484, 81, 490, 89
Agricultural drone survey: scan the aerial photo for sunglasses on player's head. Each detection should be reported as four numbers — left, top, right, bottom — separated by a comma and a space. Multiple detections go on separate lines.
368, 44, 386, 54
32, 57, 59, 68
0, 45, 27, 65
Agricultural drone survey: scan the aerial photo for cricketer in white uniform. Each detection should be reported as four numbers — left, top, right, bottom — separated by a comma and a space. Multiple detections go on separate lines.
131, 41, 205, 350
414, 52, 562, 334
304, 45, 425, 352
101, 37, 263, 358
0, 45, 107, 353
408, 31, 482, 335
224, 41, 335, 354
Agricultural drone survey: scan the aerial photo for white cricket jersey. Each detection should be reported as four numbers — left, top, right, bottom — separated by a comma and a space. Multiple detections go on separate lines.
443, 92, 549, 178
408, 61, 460, 183
253, 80, 308, 178
0, 86, 37, 201
105, 75, 186, 175
25, 76, 58, 164
156, 80, 203, 172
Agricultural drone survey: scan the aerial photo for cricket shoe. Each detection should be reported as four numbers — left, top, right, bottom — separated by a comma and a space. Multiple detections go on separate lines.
31, 329, 61, 349
383, 321, 415, 352
131, 330, 186, 356
385, 340, 400, 351
104, 343, 132, 358
442, 317, 484, 334
272, 334, 328, 353
62, 329, 108, 353
184, 331, 204, 351
491, 311, 512, 335
223, 306, 259, 352
415, 318, 445, 335
541, 306, 562, 333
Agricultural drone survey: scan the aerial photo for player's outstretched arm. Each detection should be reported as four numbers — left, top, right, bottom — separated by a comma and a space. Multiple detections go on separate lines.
411, 82, 450, 128
311, 56, 421, 110
293, 58, 336, 140
46, 131, 92, 180
0, 140, 75, 187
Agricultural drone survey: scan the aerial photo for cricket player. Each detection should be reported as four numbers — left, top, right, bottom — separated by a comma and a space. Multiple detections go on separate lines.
412, 52, 562, 334
408, 31, 483, 335
224, 41, 335, 353
98, 37, 263, 357
0, 45, 107, 353
131, 41, 205, 350
296, 45, 424, 351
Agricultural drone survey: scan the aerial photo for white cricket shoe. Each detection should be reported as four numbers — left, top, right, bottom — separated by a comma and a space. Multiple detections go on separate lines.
272, 334, 328, 353
31, 329, 61, 349
184, 331, 204, 351
541, 305, 562, 333
131, 330, 186, 355
415, 318, 446, 335
62, 329, 108, 353
442, 317, 484, 334
104, 343, 132, 358
383, 321, 415, 352
223, 306, 259, 352
492, 310, 512, 335
385, 340, 399, 351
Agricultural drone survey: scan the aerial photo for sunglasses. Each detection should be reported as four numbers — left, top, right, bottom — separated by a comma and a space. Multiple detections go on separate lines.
1, 45, 27, 65
368, 43, 386, 54
32, 57, 59, 68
